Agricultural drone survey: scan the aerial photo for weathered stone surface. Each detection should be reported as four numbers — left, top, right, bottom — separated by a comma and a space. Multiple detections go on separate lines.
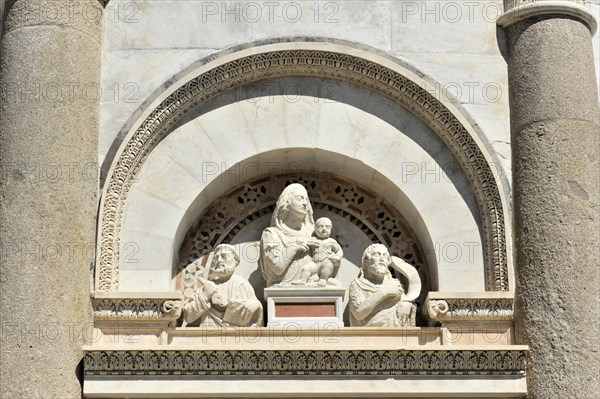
506, 15, 600, 398
0, 0, 102, 397
99, 0, 511, 179
506, 16, 599, 132
513, 118, 600, 398
505, 0, 586, 8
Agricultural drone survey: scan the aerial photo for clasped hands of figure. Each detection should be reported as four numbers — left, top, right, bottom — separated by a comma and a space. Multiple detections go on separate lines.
197, 277, 227, 307
292, 237, 339, 265
197, 276, 260, 322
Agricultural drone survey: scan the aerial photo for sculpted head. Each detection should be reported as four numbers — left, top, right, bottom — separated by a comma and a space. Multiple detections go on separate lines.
208, 244, 240, 281
271, 183, 314, 231
315, 217, 333, 239
361, 244, 392, 281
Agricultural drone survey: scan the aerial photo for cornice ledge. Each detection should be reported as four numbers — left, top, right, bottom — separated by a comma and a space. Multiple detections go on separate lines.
92, 291, 183, 321
425, 292, 514, 322
497, 1, 598, 35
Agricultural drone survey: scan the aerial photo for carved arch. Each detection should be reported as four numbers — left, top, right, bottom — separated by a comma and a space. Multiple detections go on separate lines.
96, 41, 511, 292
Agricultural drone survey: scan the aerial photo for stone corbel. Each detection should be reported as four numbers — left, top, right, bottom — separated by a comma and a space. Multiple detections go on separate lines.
425, 292, 514, 322
424, 292, 515, 345
91, 292, 184, 346
92, 292, 184, 322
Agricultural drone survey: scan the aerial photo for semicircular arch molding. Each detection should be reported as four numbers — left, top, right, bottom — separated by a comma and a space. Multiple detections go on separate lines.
96, 41, 511, 292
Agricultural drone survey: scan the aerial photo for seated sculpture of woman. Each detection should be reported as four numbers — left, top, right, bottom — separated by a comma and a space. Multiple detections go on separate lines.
260, 183, 317, 287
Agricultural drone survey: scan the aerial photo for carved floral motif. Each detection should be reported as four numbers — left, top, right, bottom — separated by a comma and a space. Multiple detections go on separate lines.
83, 349, 526, 375
93, 298, 183, 321
425, 298, 513, 322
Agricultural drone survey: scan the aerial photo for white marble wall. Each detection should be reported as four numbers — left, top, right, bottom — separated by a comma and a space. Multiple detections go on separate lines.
119, 78, 485, 292
100, 0, 513, 179
100, 0, 590, 293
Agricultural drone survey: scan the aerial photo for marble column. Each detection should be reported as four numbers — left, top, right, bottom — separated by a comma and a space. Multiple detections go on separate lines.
498, 1, 600, 397
0, 0, 102, 397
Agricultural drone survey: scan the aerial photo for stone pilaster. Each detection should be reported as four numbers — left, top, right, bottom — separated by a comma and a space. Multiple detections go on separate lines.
498, 1, 600, 397
0, 0, 102, 397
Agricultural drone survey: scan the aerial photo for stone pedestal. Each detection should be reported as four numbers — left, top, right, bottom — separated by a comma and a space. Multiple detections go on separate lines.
264, 287, 345, 327
498, 1, 600, 397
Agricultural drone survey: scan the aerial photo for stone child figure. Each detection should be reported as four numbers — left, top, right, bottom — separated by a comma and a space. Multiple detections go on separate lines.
292, 217, 343, 287
349, 244, 419, 327
182, 244, 263, 327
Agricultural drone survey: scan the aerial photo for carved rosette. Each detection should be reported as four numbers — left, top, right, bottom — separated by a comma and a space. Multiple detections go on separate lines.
84, 349, 526, 375
97, 47, 509, 293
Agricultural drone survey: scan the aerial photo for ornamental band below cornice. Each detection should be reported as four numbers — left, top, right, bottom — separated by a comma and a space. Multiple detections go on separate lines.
93, 295, 183, 321
425, 296, 514, 322
83, 349, 526, 376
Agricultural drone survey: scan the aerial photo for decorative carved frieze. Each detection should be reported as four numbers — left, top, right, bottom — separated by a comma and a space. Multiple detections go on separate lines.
425, 294, 514, 322
83, 348, 526, 376
97, 47, 510, 293
93, 295, 183, 321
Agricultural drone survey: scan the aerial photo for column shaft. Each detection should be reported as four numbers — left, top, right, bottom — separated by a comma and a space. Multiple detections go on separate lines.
504, 10, 600, 399
0, 0, 102, 397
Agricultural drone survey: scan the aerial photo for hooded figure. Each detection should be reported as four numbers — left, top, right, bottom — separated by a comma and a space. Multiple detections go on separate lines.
260, 183, 316, 287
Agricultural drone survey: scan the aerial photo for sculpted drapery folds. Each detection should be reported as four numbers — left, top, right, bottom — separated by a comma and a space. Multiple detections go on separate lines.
182, 244, 262, 327
349, 244, 419, 327
260, 183, 318, 287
